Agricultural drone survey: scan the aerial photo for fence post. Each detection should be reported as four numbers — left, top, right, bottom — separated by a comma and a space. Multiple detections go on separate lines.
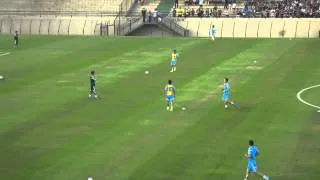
269, 21, 273, 38
232, 20, 235, 39
307, 21, 311, 38
48, 19, 51, 35
83, 19, 87, 36
196, 21, 200, 37
20, 19, 22, 35
10, 19, 13, 34
100, 23, 102, 36
221, 21, 224, 39
68, 18, 72, 36
118, 16, 120, 35
39, 19, 42, 35
282, 20, 285, 38
114, 19, 116, 36
0, 19, 2, 34
209, 22, 212, 38
294, 21, 298, 38
257, 20, 260, 38
30, 19, 32, 35
58, 19, 62, 35
106, 23, 109, 36
244, 21, 248, 39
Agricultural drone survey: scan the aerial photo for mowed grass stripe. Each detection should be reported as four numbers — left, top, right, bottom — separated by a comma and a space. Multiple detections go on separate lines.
225, 40, 320, 180
9, 40, 259, 180
0, 38, 202, 179
158, 40, 320, 180
32, 40, 273, 180
0, 38, 319, 180
125, 40, 299, 180
0, 38, 204, 179
265, 40, 320, 179
0, 38, 197, 129
0, 37, 159, 92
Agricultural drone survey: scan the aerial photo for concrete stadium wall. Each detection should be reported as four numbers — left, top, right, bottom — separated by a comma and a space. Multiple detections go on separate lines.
0, 15, 115, 36
178, 18, 320, 38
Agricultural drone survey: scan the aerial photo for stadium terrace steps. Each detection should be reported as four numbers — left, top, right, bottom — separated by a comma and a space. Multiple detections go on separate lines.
157, 0, 174, 15
127, 1, 160, 17
0, 0, 122, 12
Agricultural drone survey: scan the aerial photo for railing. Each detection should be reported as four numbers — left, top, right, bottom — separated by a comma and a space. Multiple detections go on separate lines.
159, 17, 189, 36
118, 0, 135, 16
114, 15, 142, 35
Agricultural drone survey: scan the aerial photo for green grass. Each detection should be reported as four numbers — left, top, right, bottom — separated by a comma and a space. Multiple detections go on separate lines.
0, 36, 320, 180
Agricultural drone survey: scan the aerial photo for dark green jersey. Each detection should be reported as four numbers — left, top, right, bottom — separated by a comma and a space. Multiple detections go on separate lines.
90, 75, 96, 86
14, 33, 18, 41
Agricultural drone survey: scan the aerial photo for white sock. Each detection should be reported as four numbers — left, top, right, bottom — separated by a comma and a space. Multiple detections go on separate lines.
224, 105, 228, 109
231, 101, 234, 105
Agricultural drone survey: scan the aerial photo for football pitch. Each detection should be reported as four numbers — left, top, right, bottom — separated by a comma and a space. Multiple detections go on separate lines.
0, 35, 320, 180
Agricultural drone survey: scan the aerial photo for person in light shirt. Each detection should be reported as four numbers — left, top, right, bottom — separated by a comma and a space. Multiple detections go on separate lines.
244, 140, 269, 180
164, 80, 176, 111
209, 25, 216, 41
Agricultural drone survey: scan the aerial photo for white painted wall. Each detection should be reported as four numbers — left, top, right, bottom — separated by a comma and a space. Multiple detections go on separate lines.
177, 18, 320, 38
0, 16, 116, 36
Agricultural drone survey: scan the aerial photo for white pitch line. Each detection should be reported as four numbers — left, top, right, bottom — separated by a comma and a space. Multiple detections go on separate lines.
0, 52, 11, 57
296, 84, 320, 110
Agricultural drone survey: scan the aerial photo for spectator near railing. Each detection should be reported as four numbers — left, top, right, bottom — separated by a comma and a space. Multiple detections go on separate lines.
170, 0, 320, 18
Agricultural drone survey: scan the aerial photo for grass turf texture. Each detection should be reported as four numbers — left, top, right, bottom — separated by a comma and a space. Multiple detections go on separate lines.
0, 36, 320, 180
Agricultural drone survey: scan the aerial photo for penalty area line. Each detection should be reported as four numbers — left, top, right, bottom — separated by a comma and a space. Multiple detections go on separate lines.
296, 84, 320, 111
0, 52, 11, 57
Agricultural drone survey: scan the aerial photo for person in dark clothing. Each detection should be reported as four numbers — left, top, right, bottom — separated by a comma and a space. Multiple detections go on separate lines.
142, 8, 147, 23
175, 0, 179, 8
14, 31, 19, 48
88, 70, 99, 99
148, 10, 152, 23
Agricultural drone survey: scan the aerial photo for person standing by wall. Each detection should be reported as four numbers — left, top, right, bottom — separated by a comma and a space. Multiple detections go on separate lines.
153, 9, 158, 22
148, 10, 152, 23
174, 0, 179, 8
142, 7, 147, 23
14, 31, 19, 48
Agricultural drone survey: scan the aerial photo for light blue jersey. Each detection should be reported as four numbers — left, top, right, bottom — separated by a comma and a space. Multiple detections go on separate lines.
222, 82, 230, 101
247, 146, 260, 173
210, 27, 216, 37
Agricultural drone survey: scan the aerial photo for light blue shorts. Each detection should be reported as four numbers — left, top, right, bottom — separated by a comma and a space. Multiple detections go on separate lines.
170, 60, 177, 66
166, 95, 174, 103
247, 162, 257, 173
222, 93, 229, 101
